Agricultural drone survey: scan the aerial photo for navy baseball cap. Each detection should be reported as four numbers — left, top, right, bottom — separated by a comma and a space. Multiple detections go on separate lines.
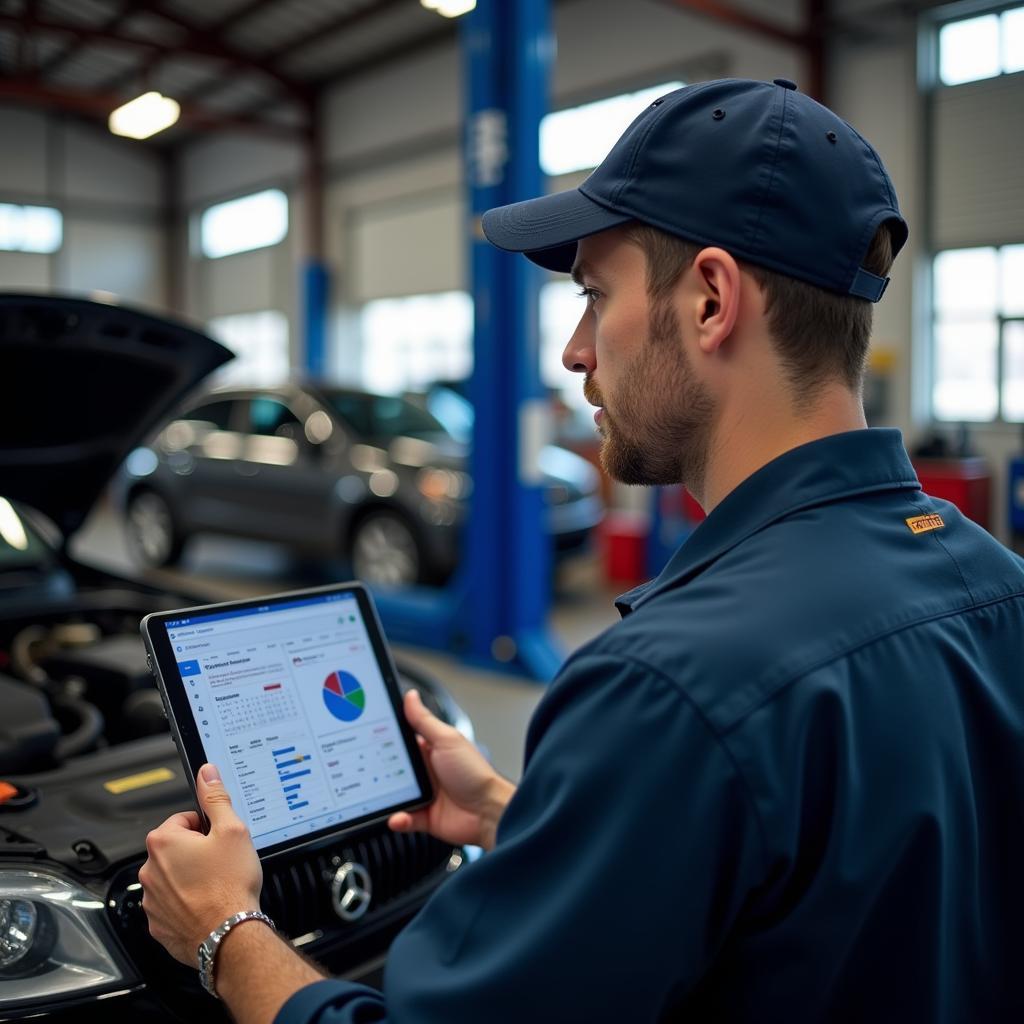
482, 78, 908, 302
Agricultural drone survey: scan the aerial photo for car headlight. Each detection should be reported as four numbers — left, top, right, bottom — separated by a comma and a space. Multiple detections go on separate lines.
1, 898, 43, 968
0, 871, 133, 1012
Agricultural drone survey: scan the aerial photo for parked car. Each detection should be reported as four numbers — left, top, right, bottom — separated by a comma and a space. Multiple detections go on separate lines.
0, 294, 474, 1022
119, 380, 604, 586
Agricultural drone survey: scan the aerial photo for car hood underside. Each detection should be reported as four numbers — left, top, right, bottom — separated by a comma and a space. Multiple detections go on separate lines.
0, 294, 231, 540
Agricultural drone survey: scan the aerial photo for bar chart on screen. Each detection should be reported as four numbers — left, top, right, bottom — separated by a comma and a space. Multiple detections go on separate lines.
274, 744, 316, 812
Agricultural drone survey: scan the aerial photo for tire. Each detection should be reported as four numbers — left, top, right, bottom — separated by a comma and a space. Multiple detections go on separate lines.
126, 489, 185, 568
349, 509, 425, 587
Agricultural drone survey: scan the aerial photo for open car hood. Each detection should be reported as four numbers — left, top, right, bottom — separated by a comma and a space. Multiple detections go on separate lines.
0, 294, 232, 540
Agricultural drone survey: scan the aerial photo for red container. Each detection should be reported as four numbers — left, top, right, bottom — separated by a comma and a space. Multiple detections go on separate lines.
912, 457, 991, 530
599, 511, 650, 586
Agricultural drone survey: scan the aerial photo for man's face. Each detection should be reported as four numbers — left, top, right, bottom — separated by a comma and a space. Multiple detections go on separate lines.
564, 228, 716, 488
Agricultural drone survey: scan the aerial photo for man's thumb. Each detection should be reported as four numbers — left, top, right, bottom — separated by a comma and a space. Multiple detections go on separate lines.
197, 763, 237, 830
404, 689, 451, 745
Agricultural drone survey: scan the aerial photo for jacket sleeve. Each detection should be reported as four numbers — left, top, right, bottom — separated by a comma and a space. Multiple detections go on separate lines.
274, 652, 766, 1024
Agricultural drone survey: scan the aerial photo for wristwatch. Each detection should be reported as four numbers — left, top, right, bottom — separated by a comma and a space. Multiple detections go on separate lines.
197, 909, 276, 998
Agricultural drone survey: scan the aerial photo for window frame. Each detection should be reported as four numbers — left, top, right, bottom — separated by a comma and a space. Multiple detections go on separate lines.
930, 0, 1024, 88
929, 244, 1024, 424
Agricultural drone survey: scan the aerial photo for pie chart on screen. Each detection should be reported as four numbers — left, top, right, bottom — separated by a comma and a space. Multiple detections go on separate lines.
322, 670, 366, 722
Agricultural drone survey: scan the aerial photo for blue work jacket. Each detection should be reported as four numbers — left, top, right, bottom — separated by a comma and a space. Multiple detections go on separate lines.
276, 428, 1024, 1024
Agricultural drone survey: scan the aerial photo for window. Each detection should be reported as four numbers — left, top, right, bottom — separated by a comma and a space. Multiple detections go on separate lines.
540, 82, 685, 177
324, 391, 446, 440
184, 400, 236, 430
248, 397, 302, 437
932, 244, 1024, 421
199, 189, 288, 259
0, 203, 62, 253
207, 310, 290, 385
359, 291, 473, 395
939, 6, 1024, 85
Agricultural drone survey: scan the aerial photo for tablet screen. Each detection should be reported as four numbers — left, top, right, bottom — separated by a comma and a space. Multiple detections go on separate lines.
154, 588, 426, 853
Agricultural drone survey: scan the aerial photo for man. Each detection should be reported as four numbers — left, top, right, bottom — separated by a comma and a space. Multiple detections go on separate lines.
140, 79, 1024, 1022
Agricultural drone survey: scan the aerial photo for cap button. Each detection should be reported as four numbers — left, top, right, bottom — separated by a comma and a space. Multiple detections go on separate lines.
773, 78, 798, 91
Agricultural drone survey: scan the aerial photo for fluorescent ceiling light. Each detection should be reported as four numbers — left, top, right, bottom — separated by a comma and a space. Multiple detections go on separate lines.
109, 91, 180, 140
420, 0, 476, 17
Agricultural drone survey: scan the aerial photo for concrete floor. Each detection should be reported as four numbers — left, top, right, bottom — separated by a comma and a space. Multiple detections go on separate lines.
72, 503, 624, 783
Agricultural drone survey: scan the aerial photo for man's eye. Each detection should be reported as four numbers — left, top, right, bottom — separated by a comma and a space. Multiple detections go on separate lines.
576, 287, 599, 303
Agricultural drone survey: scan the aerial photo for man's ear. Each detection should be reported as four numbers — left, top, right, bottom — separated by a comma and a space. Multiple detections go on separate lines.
689, 247, 741, 355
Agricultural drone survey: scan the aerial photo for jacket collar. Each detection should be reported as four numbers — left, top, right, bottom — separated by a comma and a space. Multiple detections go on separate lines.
615, 429, 920, 617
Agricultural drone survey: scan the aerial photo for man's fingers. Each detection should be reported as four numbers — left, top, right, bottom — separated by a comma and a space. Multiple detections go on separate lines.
195, 763, 244, 834
404, 689, 456, 745
161, 810, 203, 833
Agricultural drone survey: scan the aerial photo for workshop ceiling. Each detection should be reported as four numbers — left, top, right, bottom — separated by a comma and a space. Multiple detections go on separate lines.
0, 0, 456, 142
0, 0, 954, 145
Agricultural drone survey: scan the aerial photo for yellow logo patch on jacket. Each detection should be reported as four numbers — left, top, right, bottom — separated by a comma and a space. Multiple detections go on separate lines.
905, 513, 945, 535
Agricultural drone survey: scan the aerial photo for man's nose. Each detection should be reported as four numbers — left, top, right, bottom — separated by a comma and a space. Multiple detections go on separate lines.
562, 312, 595, 374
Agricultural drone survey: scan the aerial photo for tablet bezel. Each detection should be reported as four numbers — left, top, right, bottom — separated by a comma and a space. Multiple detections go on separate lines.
141, 581, 433, 861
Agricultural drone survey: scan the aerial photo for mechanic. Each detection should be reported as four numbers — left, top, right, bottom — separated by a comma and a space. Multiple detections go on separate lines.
139, 79, 1024, 1023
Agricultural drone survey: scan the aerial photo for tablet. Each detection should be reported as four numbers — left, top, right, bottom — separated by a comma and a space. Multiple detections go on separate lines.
141, 582, 433, 859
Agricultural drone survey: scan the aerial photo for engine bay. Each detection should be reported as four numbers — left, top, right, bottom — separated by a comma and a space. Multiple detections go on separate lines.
0, 578, 465, 1021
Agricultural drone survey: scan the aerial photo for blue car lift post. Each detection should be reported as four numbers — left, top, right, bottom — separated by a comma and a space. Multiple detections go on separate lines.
345, 0, 563, 682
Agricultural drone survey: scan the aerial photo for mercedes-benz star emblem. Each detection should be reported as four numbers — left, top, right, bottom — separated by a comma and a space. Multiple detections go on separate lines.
331, 861, 372, 922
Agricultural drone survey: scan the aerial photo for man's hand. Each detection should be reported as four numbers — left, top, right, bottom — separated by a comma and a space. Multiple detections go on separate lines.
388, 689, 516, 851
139, 763, 263, 966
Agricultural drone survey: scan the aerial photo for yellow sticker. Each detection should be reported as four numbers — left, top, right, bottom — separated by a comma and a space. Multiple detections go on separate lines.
103, 767, 175, 795
905, 513, 945, 535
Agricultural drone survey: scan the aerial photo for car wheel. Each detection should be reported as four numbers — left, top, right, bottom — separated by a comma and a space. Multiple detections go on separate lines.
350, 510, 424, 587
126, 489, 184, 568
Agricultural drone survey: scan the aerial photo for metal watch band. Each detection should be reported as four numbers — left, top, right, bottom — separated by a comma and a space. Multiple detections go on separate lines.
197, 909, 276, 998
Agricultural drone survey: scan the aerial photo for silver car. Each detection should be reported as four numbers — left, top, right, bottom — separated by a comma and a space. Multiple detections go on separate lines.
122, 381, 603, 586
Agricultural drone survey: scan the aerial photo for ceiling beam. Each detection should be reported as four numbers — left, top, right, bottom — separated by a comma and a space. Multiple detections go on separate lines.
174, 0, 412, 113
0, 8, 311, 102
209, 0, 280, 35
133, 0, 307, 97
258, 0, 409, 67
310, 20, 455, 91
36, 1, 138, 80
657, 0, 812, 48
0, 76, 304, 140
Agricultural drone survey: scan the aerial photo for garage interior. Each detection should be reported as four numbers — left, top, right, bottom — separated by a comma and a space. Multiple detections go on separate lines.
4, 0, 1021, 773
1, 0, 1023, 1015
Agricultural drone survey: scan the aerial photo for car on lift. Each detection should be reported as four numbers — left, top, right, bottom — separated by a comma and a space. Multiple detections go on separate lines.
119, 381, 603, 587
0, 294, 475, 1022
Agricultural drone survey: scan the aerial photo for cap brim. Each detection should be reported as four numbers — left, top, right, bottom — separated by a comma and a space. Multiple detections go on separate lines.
481, 188, 631, 272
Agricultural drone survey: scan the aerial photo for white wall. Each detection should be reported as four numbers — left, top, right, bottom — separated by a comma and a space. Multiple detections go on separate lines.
0, 105, 167, 310
177, 133, 305, 354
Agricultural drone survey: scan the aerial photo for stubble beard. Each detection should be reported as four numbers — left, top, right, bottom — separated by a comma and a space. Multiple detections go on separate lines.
587, 301, 715, 489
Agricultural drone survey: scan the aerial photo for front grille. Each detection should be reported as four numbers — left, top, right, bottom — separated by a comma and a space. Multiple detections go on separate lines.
260, 827, 454, 938
106, 830, 456, 1011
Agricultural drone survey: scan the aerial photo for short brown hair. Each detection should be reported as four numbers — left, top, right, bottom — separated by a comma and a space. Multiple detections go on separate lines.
624, 222, 896, 409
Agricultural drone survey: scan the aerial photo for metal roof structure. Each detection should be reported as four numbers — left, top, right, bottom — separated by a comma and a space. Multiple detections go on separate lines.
0, 0, 936, 146
0, 0, 457, 142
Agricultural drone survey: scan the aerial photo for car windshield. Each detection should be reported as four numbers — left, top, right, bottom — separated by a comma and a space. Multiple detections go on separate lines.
424, 386, 474, 444
323, 391, 449, 441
